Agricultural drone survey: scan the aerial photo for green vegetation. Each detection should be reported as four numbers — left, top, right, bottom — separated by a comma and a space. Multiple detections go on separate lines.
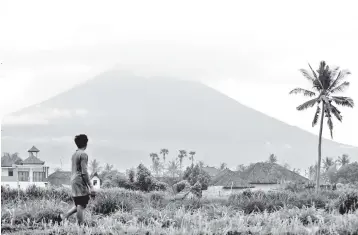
2, 185, 358, 234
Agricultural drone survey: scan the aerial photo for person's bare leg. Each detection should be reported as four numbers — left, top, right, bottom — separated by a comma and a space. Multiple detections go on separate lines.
76, 205, 85, 226
62, 206, 77, 220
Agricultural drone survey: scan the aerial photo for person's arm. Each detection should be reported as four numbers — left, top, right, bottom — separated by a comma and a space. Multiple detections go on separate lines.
80, 153, 93, 188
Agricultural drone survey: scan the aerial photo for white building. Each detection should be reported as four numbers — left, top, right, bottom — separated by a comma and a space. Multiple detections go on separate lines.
1, 146, 50, 189
90, 172, 101, 190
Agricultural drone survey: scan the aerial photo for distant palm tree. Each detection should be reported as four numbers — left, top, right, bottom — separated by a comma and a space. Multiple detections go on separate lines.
220, 162, 227, 170
236, 164, 246, 172
322, 157, 335, 172
89, 159, 102, 175
149, 153, 159, 162
167, 160, 179, 178
160, 149, 169, 163
289, 61, 354, 192
337, 154, 350, 167
104, 163, 114, 172
308, 164, 317, 181
198, 161, 205, 169
178, 150, 187, 170
189, 151, 196, 166
268, 154, 278, 164
283, 163, 291, 170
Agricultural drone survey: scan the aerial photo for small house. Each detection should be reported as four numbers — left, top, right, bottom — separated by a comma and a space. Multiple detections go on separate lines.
90, 172, 101, 190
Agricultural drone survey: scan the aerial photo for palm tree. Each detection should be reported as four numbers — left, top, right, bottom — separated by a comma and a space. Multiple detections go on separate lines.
322, 157, 335, 172
283, 163, 291, 170
308, 164, 317, 181
89, 159, 102, 175
198, 161, 205, 169
149, 153, 159, 162
189, 151, 196, 166
167, 160, 180, 178
178, 150, 187, 170
236, 164, 246, 172
220, 162, 227, 170
337, 154, 350, 167
289, 61, 354, 191
103, 163, 114, 172
160, 149, 169, 163
268, 154, 278, 164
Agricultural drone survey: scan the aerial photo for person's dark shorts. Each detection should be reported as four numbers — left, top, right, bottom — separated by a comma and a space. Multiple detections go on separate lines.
73, 195, 90, 208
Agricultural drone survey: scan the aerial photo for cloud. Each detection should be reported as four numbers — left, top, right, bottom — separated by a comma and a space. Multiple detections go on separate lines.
284, 144, 292, 149
2, 108, 88, 125
75, 109, 88, 117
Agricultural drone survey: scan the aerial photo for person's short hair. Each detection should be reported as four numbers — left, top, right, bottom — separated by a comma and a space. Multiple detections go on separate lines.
74, 134, 88, 149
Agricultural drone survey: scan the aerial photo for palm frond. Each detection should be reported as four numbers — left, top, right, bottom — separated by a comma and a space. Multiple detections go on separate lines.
330, 66, 340, 80
332, 96, 354, 108
330, 81, 350, 94
323, 104, 334, 139
289, 88, 316, 97
330, 104, 342, 122
308, 63, 323, 90
296, 98, 318, 111
308, 63, 318, 79
299, 69, 316, 83
312, 105, 321, 127
329, 69, 351, 90
327, 116, 334, 139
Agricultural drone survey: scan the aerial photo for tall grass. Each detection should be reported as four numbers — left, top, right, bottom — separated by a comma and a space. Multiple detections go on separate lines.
2, 185, 358, 234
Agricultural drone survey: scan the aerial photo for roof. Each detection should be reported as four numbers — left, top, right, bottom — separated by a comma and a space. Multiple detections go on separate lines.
202, 167, 220, 177
211, 169, 236, 186
47, 171, 71, 186
240, 162, 309, 184
223, 173, 254, 189
22, 155, 45, 165
90, 172, 101, 179
1, 154, 23, 167
28, 146, 40, 152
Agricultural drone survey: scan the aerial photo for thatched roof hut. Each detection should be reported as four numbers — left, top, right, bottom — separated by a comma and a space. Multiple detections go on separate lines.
210, 168, 235, 186
210, 169, 253, 189
47, 171, 71, 187
222, 173, 254, 189
240, 162, 309, 184
202, 166, 220, 177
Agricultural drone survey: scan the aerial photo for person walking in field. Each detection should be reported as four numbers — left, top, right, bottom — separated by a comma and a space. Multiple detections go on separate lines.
60, 134, 95, 225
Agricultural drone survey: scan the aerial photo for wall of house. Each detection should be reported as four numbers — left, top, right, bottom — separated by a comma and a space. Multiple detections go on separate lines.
1, 168, 8, 176
91, 176, 101, 190
1, 167, 18, 182
1, 181, 48, 189
250, 184, 281, 191
2, 166, 48, 183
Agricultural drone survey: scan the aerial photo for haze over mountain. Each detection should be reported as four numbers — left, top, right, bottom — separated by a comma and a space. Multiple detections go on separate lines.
2, 70, 357, 172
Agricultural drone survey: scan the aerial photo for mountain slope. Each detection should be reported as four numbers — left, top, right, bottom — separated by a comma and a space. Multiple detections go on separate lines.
2, 70, 357, 171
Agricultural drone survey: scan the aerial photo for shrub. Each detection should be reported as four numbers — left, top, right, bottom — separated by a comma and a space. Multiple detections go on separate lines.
91, 189, 135, 215
283, 182, 306, 192
149, 179, 168, 191
243, 200, 266, 214
173, 180, 191, 194
183, 164, 211, 190
336, 190, 358, 214
190, 181, 202, 198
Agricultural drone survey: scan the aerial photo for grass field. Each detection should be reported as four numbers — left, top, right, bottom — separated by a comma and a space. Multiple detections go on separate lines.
1, 185, 358, 235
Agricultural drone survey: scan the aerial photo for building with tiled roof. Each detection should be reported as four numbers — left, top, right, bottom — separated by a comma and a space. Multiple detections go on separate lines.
1, 146, 49, 189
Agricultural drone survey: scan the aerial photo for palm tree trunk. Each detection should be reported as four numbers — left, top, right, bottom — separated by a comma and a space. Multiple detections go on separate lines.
316, 102, 325, 193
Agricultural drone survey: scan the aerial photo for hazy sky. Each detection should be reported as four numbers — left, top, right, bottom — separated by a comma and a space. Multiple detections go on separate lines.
1, 0, 357, 147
